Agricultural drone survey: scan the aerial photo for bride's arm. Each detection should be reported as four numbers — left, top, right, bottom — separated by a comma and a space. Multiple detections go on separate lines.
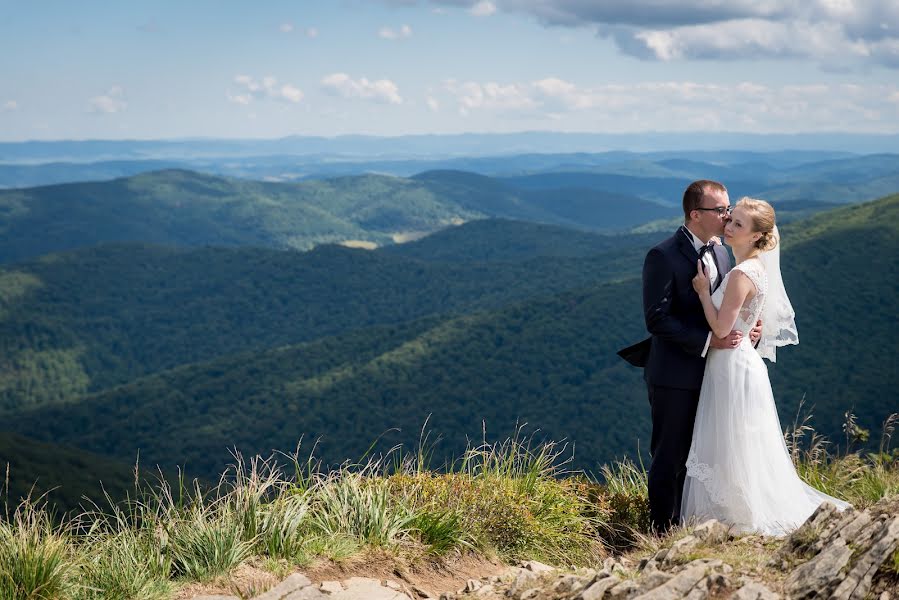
692, 264, 755, 339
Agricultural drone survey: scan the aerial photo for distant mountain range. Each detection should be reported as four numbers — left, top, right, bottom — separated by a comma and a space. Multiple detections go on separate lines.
3, 132, 899, 165
3, 158, 898, 264
0, 169, 672, 263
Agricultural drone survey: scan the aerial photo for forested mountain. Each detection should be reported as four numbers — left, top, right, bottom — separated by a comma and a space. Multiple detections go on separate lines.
0, 169, 672, 264
0, 223, 663, 413
4, 195, 896, 483
0, 432, 138, 515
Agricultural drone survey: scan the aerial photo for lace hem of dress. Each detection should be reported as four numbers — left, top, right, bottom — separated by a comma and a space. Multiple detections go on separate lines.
685, 455, 750, 509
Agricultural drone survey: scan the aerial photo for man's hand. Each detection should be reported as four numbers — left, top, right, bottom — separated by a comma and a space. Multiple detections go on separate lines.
710, 330, 743, 350
749, 319, 763, 346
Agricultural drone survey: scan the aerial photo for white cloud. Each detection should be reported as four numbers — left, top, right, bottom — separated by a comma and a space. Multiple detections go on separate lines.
280, 84, 304, 103
415, 0, 899, 69
433, 76, 899, 132
2, 100, 18, 112
379, 24, 412, 39
426, 96, 440, 111
321, 73, 403, 104
279, 22, 294, 33
89, 86, 126, 113
228, 75, 304, 104
444, 79, 536, 113
469, 1, 496, 17
306, 27, 319, 38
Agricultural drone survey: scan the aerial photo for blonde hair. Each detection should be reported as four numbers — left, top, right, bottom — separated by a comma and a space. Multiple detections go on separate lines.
736, 197, 777, 251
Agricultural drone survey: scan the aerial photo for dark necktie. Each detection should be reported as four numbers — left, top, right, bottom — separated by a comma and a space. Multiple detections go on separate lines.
698, 242, 721, 291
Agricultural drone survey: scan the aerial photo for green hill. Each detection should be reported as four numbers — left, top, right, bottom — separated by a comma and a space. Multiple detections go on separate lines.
4, 195, 897, 480
2, 280, 650, 479
0, 169, 674, 265
0, 432, 138, 515
0, 224, 659, 413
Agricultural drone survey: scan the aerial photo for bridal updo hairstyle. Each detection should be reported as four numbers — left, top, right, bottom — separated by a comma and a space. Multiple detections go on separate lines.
736, 197, 778, 252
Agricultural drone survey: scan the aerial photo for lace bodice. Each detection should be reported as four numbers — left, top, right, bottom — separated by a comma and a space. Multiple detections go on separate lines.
712, 258, 767, 335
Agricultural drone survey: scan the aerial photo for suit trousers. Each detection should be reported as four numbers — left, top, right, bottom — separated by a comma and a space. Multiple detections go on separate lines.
647, 384, 700, 532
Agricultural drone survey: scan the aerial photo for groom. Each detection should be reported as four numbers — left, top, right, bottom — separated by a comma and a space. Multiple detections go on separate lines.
620, 179, 760, 532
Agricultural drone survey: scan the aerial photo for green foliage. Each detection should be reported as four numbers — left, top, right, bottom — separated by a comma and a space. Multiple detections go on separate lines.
597, 458, 651, 550
0, 499, 75, 600
0, 227, 652, 414
311, 472, 414, 547
0, 169, 677, 266
0, 433, 137, 516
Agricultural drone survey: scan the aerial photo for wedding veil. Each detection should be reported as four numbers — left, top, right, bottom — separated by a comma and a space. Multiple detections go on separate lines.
757, 225, 798, 362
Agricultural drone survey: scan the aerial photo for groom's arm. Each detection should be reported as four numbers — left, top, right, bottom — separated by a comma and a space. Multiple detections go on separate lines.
643, 248, 709, 356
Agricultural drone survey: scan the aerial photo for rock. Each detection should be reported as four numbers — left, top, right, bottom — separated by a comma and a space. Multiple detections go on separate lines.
552, 574, 593, 596
607, 579, 642, 600
383, 580, 403, 591
521, 560, 555, 573
662, 535, 699, 565
630, 561, 720, 600
473, 584, 494, 597
692, 520, 730, 544
631, 571, 673, 595
732, 580, 781, 600
783, 536, 852, 597
464, 579, 482, 593
319, 581, 343, 595
328, 577, 407, 600
578, 575, 620, 600
830, 516, 899, 600
194, 596, 239, 600
507, 569, 540, 600
519, 590, 540, 600
253, 573, 314, 600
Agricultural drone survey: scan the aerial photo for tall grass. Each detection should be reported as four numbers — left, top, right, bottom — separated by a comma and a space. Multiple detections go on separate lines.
786, 405, 899, 507
0, 498, 75, 600
1, 417, 896, 598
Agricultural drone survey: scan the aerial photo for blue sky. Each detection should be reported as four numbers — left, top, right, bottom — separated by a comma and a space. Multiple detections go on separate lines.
2, 0, 898, 140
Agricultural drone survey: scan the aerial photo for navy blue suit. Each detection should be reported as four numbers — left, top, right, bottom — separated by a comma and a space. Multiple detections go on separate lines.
640, 227, 731, 531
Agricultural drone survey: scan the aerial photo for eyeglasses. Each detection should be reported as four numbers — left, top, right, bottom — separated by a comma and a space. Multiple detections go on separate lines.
694, 206, 732, 216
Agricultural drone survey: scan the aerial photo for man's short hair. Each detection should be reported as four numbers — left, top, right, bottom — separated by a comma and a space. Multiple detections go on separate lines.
683, 180, 727, 219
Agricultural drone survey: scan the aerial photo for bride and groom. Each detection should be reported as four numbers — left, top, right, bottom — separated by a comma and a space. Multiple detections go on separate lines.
619, 179, 848, 536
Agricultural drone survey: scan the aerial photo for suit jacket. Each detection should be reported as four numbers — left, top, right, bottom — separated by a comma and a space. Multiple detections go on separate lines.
622, 228, 732, 390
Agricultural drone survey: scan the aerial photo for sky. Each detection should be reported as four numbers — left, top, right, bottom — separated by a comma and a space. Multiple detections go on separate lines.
2, 0, 898, 141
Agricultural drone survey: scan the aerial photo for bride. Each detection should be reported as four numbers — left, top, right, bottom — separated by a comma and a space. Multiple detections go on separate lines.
682, 197, 849, 535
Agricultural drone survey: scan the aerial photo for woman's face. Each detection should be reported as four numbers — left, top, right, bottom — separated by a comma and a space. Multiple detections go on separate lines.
724, 206, 761, 248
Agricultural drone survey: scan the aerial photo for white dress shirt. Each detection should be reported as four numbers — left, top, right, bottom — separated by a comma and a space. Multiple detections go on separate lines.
682, 226, 718, 357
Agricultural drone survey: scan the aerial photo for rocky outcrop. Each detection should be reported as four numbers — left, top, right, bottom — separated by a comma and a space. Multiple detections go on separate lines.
438, 498, 899, 600
772, 498, 899, 599
192, 497, 899, 600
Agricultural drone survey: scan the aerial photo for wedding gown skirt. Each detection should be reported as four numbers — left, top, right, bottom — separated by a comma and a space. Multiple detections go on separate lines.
682, 263, 849, 536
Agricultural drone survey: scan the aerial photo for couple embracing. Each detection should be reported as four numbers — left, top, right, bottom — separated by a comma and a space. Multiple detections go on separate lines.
620, 179, 849, 536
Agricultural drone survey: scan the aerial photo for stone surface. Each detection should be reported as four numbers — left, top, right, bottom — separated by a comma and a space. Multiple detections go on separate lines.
325, 577, 408, 600
521, 560, 556, 573
578, 575, 621, 600
319, 581, 343, 594
830, 516, 899, 600
507, 568, 540, 599
254, 574, 314, 600
732, 580, 781, 600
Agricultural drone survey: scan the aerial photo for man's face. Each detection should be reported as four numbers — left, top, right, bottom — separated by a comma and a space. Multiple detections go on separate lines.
696, 190, 731, 237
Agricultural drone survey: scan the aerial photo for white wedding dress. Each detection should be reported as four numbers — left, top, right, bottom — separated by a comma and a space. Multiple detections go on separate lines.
682, 257, 850, 536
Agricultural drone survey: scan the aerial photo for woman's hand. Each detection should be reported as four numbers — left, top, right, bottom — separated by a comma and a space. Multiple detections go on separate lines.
692, 259, 711, 296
